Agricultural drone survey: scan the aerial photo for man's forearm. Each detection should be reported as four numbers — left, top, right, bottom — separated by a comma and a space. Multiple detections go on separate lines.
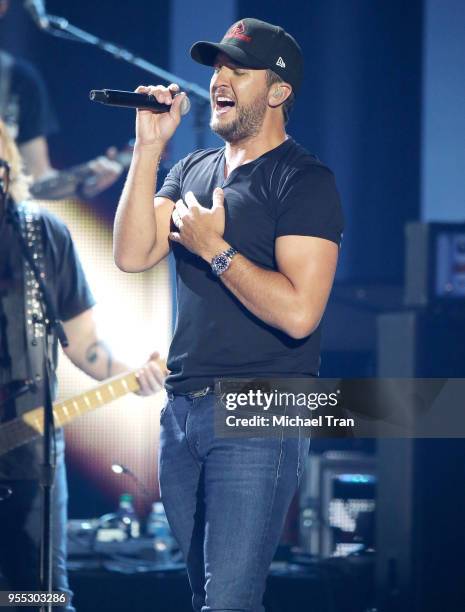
223, 258, 316, 339
67, 338, 134, 381
62, 309, 164, 394
200, 238, 314, 339
113, 143, 163, 271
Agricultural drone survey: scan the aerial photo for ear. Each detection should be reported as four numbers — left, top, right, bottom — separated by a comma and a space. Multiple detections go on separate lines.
268, 83, 292, 109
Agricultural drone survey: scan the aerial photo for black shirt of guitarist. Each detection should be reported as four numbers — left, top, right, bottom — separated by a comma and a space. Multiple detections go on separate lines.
0, 207, 95, 479
0, 53, 58, 145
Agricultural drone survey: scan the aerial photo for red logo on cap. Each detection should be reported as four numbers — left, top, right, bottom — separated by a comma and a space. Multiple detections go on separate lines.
224, 21, 252, 43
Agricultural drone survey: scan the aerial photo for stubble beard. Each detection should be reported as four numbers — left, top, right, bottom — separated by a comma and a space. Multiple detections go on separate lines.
210, 90, 269, 144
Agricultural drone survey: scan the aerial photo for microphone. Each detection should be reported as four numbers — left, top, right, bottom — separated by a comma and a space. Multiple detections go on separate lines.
111, 463, 151, 498
89, 89, 191, 116
24, 0, 50, 29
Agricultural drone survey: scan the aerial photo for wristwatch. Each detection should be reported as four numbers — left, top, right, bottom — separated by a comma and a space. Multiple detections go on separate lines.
211, 247, 238, 276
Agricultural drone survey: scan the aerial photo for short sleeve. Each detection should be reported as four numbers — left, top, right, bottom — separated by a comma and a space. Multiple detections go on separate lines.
155, 158, 183, 203
275, 164, 344, 247
41, 212, 96, 322
13, 59, 59, 145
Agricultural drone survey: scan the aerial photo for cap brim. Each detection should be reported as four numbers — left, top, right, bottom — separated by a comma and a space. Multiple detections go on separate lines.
190, 41, 266, 69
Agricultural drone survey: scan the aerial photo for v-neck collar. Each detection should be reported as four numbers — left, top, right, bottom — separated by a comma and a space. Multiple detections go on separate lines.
219, 136, 293, 187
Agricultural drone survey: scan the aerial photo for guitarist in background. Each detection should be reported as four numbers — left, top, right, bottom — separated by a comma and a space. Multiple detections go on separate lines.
0, 0, 122, 199
0, 120, 165, 610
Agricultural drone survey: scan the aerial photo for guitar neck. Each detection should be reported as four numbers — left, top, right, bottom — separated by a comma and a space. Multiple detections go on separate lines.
30, 147, 133, 199
26, 371, 140, 432
0, 372, 140, 456
63, 148, 133, 182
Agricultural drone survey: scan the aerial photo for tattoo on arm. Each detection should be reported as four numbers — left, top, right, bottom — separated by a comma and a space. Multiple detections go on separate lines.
85, 341, 113, 378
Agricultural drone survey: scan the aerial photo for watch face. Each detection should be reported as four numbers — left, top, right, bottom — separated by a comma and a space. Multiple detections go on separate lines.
212, 254, 229, 276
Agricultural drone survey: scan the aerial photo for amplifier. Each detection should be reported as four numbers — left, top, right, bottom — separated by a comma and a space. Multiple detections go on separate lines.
299, 451, 376, 558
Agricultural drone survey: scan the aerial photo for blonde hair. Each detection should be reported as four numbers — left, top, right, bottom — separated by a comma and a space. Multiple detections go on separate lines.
0, 118, 31, 202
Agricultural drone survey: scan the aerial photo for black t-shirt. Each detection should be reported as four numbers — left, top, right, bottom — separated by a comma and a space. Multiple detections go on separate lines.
0, 204, 95, 479
156, 137, 344, 394
0, 53, 58, 144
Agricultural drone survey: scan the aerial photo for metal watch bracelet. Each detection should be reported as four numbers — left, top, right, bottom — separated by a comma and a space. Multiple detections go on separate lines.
210, 247, 238, 276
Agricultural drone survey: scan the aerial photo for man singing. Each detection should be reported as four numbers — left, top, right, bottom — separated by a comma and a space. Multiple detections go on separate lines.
114, 18, 343, 612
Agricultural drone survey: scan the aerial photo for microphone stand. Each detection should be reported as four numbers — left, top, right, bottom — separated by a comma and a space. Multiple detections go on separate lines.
29, 10, 211, 150
5, 194, 68, 612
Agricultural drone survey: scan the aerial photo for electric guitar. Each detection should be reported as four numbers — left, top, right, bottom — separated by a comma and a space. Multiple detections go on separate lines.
0, 370, 158, 457
29, 142, 134, 200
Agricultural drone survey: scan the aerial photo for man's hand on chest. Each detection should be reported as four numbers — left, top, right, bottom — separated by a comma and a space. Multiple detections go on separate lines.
169, 187, 229, 261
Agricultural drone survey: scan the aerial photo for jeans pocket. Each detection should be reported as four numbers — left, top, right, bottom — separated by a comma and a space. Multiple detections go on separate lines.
160, 397, 171, 421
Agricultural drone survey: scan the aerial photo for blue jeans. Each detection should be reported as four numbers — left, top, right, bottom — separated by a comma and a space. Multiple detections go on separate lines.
158, 390, 310, 612
0, 437, 75, 612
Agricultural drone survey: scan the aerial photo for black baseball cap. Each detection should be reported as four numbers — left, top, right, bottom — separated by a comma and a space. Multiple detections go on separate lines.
190, 18, 303, 94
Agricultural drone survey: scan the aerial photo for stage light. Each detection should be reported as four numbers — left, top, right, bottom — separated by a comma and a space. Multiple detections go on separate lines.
37, 198, 172, 512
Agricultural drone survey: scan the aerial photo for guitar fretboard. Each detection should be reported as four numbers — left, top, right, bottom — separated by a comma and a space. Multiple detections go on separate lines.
0, 372, 140, 456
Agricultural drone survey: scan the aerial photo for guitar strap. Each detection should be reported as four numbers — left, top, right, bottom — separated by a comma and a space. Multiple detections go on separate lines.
0, 203, 56, 478
16, 201, 48, 399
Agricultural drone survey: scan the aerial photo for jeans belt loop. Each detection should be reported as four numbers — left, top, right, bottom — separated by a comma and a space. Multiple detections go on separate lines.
188, 386, 212, 399
167, 386, 213, 400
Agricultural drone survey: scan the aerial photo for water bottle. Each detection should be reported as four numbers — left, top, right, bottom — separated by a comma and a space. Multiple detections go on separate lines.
116, 493, 140, 539
146, 501, 175, 562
